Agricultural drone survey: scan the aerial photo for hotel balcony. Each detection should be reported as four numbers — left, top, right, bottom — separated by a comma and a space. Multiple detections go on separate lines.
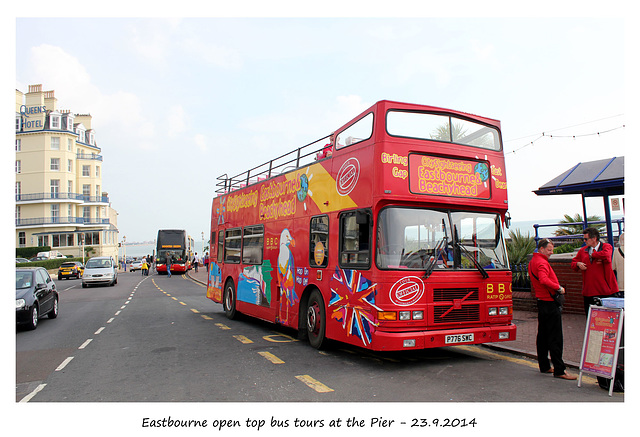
16, 193, 110, 205
15, 217, 111, 228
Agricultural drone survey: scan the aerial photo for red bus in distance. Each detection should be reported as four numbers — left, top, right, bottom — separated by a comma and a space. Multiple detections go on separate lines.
207, 100, 515, 351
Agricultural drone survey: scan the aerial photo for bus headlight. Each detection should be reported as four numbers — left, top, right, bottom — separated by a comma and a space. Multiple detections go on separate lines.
488, 307, 497, 316
499, 307, 511, 316
399, 311, 411, 321
412, 311, 424, 320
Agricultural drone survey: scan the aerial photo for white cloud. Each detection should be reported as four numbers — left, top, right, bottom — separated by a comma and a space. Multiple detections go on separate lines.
167, 105, 188, 137
194, 134, 208, 152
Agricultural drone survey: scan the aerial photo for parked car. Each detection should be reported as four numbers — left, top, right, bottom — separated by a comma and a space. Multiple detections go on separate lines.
16, 267, 59, 330
129, 260, 143, 272
82, 256, 118, 288
16, 258, 30, 264
58, 261, 84, 280
29, 256, 48, 262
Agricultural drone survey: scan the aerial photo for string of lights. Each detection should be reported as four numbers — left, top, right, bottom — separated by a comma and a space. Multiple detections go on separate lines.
504, 119, 625, 156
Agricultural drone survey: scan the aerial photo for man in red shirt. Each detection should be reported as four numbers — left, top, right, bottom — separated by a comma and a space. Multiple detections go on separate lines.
529, 238, 576, 380
571, 227, 619, 314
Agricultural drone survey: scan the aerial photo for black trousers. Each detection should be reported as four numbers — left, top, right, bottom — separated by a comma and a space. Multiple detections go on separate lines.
536, 299, 566, 376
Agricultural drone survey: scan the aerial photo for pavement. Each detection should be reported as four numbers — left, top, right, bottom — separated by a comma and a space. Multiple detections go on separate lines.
184, 266, 587, 369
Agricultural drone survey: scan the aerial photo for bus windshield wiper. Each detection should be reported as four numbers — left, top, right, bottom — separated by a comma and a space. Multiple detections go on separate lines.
423, 236, 447, 279
456, 241, 489, 279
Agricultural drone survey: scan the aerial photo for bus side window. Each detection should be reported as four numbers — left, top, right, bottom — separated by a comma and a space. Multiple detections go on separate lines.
339, 209, 371, 269
217, 231, 224, 261
242, 225, 264, 265
211, 231, 216, 261
310, 215, 329, 268
224, 228, 242, 263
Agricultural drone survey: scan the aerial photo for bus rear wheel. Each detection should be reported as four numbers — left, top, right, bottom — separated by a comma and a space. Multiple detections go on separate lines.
223, 281, 237, 320
306, 290, 326, 349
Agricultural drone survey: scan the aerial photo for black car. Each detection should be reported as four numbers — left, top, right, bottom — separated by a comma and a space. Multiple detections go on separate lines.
16, 267, 59, 330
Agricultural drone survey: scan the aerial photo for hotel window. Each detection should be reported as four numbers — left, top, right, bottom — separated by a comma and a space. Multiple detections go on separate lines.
18, 232, 26, 247
82, 165, 90, 176
96, 166, 100, 177
16, 139, 21, 151
16, 205, 20, 221
50, 180, 60, 198
51, 158, 60, 171
84, 231, 99, 245
51, 115, 61, 129
68, 159, 73, 172
38, 235, 49, 247
95, 185, 101, 198
16, 181, 21, 199
67, 138, 73, 151
16, 115, 21, 131
16, 160, 21, 173
51, 137, 60, 150
68, 180, 73, 194
83, 206, 90, 223
68, 205, 72, 218
51, 204, 59, 223
83, 184, 91, 198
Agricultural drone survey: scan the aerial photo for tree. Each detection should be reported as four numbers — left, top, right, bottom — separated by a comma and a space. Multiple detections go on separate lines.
554, 213, 604, 236
506, 229, 535, 265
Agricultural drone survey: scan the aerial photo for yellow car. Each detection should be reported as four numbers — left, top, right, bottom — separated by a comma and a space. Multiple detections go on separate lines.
57, 261, 84, 280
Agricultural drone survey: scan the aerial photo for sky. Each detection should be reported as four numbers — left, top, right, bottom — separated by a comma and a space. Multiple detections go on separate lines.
9, 4, 633, 244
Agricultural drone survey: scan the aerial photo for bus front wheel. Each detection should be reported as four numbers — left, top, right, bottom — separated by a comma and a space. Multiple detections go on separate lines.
223, 281, 237, 320
306, 290, 326, 349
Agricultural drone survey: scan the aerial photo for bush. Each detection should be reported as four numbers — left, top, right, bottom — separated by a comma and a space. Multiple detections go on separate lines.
16, 246, 51, 259
16, 257, 85, 271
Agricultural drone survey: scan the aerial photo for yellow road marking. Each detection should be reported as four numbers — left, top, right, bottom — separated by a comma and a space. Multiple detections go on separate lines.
233, 335, 254, 344
258, 351, 285, 364
190, 308, 200, 314
201, 315, 213, 320
295, 375, 334, 393
171, 297, 178, 301
215, 323, 231, 330
263, 333, 299, 343
179, 301, 187, 306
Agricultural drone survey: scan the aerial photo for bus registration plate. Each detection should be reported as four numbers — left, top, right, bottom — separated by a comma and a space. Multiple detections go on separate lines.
445, 333, 474, 344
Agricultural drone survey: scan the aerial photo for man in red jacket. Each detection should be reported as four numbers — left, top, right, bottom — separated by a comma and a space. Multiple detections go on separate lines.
571, 227, 619, 314
529, 238, 576, 380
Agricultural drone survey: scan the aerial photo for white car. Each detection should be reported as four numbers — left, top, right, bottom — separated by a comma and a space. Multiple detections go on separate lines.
129, 260, 143, 271
82, 256, 118, 288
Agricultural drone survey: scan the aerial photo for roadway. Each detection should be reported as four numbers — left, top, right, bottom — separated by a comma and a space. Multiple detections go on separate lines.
15, 269, 625, 432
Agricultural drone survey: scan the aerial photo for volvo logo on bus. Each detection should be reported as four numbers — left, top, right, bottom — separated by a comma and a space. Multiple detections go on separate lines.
389, 276, 425, 306
336, 157, 360, 196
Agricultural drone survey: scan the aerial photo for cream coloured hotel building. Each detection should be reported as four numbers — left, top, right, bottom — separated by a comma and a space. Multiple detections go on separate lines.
15, 84, 119, 260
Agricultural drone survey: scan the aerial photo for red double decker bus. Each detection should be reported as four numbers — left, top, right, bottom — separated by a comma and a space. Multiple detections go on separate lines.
207, 100, 515, 351
156, 229, 193, 274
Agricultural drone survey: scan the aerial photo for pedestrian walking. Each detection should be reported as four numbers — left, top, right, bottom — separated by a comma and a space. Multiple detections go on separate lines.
529, 238, 576, 380
193, 252, 199, 272
166, 254, 172, 278
141, 259, 149, 276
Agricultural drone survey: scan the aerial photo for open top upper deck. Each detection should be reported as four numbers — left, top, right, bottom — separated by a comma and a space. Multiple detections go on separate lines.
216, 100, 504, 196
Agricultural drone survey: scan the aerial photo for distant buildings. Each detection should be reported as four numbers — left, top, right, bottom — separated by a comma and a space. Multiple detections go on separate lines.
15, 84, 119, 260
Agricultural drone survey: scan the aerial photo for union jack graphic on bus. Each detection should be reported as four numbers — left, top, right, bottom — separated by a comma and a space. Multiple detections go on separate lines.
329, 267, 381, 346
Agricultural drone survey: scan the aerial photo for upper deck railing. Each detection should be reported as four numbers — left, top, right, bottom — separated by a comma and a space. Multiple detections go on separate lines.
216, 134, 330, 194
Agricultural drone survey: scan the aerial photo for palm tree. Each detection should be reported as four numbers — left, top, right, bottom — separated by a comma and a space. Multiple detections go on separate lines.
506, 229, 536, 265
554, 213, 604, 236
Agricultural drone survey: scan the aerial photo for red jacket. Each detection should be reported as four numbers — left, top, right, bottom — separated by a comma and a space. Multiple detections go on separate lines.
529, 252, 561, 301
571, 242, 619, 297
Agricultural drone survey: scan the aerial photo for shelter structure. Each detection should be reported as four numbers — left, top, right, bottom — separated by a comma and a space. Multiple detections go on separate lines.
533, 156, 624, 246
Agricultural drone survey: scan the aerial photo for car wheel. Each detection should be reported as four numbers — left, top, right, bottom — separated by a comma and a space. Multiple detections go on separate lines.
82, 283, 88, 288
48, 296, 59, 319
27, 305, 38, 330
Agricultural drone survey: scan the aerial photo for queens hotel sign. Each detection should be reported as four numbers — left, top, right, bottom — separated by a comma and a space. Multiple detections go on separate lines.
19, 105, 46, 129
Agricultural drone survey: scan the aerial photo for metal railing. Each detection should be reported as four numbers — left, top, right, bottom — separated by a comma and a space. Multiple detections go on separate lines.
15, 217, 110, 226
216, 135, 330, 194
16, 193, 109, 203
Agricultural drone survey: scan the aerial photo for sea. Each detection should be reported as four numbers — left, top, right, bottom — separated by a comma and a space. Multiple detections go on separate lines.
120, 243, 157, 260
